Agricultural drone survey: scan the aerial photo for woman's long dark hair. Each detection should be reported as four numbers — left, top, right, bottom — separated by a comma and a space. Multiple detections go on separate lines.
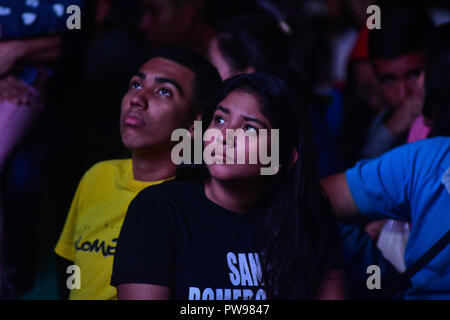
178, 72, 340, 299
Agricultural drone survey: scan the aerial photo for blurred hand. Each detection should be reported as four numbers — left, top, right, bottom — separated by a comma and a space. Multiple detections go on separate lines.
0, 76, 30, 105
0, 70, 47, 108
365, 219, 388, 244
385, 72, 425, 136
0, 71, 47, 174
0, 41, 25, 78
403, 71, 425, 119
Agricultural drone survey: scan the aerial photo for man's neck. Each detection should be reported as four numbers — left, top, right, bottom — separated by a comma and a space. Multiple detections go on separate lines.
131, 149, 176, 182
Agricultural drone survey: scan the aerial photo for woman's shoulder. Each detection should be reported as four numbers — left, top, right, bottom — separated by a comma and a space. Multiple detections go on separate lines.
137, 179, 203, 203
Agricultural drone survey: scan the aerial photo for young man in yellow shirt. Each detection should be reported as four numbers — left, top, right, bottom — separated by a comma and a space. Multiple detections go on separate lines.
55, 47, 222, 300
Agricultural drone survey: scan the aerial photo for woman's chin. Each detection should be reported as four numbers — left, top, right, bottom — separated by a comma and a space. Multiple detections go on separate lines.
207, 163, 262, 182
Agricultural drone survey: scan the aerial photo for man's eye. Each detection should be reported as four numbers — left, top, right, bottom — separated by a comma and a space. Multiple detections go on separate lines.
407, 70, 422, 81
381, 77, 395, 85
158, 88, 172, 97
130, 81, 142, 90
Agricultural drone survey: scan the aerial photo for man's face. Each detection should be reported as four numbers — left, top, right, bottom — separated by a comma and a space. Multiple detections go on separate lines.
120, 57, 195, 152
373, 52, 425, 109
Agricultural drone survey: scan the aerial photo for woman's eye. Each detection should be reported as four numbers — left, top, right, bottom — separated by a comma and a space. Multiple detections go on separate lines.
215, 115, 225, 124
158, 88, 172, 97
130, 81, 142, 90
243, 125, 257, 133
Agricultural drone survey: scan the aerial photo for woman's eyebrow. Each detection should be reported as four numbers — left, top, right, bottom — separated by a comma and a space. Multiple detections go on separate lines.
216, 106, 230, 114
242, 116, 269, 129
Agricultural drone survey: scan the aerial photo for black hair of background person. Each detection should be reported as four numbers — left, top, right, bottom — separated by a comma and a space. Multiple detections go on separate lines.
214, 14, 328, 104
423, 23, 450, 137
338, 62, 378, 168
368, 3, 434, 63
177, 72, 341, 299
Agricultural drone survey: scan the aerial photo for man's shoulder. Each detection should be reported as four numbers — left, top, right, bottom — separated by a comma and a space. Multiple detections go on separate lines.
403, 137, 450, 168
411, 136, 450, 151
83, 159, 131, 179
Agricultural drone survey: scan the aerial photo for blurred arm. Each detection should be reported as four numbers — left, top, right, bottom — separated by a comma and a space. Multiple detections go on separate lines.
117, 283, 170, 300
321, 172, 361, 219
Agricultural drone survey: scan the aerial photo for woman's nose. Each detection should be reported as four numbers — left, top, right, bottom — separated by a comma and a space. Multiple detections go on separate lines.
218, 126, 236, 147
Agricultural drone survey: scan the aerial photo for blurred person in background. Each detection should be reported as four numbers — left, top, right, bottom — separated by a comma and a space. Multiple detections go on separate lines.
361, 5, 434, 159
339, 27, 385, 168
0, 0, 83, 299
137, 0, 213, 52
322, 23, 450, 300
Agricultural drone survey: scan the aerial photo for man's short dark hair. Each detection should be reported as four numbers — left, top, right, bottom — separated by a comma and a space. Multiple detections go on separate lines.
368, 6, 434, 62
148, 46, 222, 115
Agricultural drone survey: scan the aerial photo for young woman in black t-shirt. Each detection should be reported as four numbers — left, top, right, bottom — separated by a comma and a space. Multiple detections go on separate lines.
112, 72, 345, 300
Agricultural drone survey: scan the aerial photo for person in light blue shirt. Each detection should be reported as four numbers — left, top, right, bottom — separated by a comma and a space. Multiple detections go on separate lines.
323, 137, 449, 299
347, 137, 449, 299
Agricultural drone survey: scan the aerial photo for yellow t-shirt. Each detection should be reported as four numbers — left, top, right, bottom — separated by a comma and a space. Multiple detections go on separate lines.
55, 159, 173, 300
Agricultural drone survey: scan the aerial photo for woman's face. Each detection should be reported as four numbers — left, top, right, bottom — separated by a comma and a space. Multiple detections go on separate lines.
204, 90, 275, 182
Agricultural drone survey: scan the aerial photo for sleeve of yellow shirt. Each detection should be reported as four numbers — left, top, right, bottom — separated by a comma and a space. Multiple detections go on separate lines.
54, 172, 87, 262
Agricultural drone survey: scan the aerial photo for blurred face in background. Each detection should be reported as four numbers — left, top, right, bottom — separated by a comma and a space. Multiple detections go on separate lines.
373, 52, 426, 109
353, 59, 385, 113
138, 0, 202, 47
207, 35, 255, 81
207, 36, 237, 80
345, 0, 377, 26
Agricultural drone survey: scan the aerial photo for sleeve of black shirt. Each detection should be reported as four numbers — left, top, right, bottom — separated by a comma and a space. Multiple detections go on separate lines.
111, 185, 176, 288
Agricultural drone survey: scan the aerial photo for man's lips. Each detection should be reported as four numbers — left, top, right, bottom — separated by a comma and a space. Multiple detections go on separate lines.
124, 114, 146, 127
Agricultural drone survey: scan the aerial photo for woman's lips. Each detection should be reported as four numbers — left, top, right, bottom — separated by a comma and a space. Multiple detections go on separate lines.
211, 150, 236, 163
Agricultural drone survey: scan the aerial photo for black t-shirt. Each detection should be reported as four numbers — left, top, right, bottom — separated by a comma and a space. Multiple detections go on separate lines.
111, 180, 267, 300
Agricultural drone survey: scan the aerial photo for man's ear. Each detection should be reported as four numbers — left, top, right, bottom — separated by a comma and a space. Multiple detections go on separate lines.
189, 114, 202, 139
290, 147, 299, 166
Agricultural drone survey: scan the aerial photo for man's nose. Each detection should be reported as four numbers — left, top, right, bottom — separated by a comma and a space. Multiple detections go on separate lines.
130, 93, 148, 110
394, 80, 406, 104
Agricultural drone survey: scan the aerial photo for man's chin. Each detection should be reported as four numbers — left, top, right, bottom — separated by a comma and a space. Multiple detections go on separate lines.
121, 137, 143, 151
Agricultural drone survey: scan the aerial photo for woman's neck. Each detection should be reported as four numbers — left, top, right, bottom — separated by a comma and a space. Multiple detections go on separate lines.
204, 177, 266, 213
